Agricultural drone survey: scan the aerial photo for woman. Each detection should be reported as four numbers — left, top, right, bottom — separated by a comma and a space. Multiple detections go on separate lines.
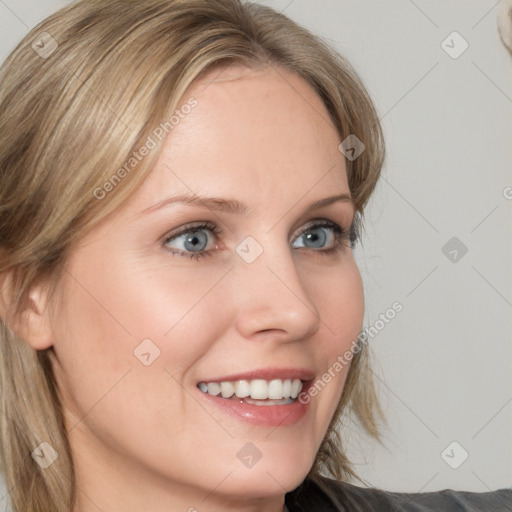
0, 1, 509, 511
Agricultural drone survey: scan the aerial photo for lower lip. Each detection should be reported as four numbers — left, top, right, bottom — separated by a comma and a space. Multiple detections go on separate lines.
198, 383, 312, 427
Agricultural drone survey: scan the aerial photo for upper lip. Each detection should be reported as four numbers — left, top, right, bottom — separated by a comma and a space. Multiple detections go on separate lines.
197, 367, 316, 383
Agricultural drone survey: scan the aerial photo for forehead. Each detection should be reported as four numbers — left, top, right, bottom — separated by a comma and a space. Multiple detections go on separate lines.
129, 64, 349, 211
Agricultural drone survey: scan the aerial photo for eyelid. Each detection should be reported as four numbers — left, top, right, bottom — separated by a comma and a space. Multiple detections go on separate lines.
163, 220, 219, 240
163, 218, 348, 243
291, 217, 337, 241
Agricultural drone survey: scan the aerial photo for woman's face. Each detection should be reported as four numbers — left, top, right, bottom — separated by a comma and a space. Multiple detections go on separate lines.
47, 64, 364, 510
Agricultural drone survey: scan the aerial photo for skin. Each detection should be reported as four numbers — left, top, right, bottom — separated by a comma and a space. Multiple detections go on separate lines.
16, 64, 364, 512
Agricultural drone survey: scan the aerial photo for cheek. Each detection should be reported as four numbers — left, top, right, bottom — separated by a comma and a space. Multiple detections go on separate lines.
303, 255, 364, 349
49, 258, 233, 475
50, 253, 230, 414
299, 256, 364, 421
57, 250, 229, 349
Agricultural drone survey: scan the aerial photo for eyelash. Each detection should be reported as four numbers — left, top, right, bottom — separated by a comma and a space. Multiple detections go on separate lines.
163, 218, 360, 261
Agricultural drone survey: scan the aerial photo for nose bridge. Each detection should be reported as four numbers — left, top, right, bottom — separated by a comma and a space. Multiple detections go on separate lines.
232, 233, 321, 342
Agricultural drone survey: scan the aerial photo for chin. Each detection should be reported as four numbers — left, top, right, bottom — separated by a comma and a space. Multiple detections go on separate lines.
225, 444, 316, 496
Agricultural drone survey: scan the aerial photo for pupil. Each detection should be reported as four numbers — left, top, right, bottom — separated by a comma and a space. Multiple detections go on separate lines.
306, 228, 325, 248
185, 231, 206, 251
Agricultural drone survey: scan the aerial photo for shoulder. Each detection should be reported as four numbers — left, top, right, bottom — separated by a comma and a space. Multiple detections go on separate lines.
285, 474, 512, 512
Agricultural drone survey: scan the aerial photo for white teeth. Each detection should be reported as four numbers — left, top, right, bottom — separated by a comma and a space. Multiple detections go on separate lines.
283, 379, 292, 398
206, 382, 221, 396
250, 379, 268, 399
234, 380, 250, 398
268, 379, 283, 400
198, 378, 304, 401
291, 379, 302, 399
220, 381, 235, 398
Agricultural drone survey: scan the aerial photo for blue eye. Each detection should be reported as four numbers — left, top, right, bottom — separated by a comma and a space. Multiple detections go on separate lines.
291, 220, 357, 254
163, 219, 357, 260
164, 222, 219, 260
172, 229, 208, 252
292, 223, 336, 250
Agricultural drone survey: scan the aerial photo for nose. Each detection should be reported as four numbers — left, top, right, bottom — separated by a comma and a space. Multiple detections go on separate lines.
232, 238, 321, 344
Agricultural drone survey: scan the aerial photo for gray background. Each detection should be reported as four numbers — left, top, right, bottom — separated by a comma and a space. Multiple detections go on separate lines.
0, 0, 510, 501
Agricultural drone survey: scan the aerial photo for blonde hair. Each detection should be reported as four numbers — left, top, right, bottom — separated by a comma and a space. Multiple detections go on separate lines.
0, 1, 386, 510
498, 1, 512, 55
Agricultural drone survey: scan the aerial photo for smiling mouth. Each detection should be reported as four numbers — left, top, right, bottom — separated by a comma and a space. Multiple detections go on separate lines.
197, 378, 304, 406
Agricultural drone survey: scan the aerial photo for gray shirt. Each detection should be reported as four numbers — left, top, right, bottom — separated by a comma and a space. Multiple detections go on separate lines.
285, 475, 512, 511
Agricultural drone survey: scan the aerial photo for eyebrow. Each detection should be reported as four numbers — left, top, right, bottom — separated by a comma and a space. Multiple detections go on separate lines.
137, 192, 354, 217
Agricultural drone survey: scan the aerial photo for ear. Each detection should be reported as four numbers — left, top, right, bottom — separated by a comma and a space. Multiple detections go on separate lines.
0, 272, 54, 350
